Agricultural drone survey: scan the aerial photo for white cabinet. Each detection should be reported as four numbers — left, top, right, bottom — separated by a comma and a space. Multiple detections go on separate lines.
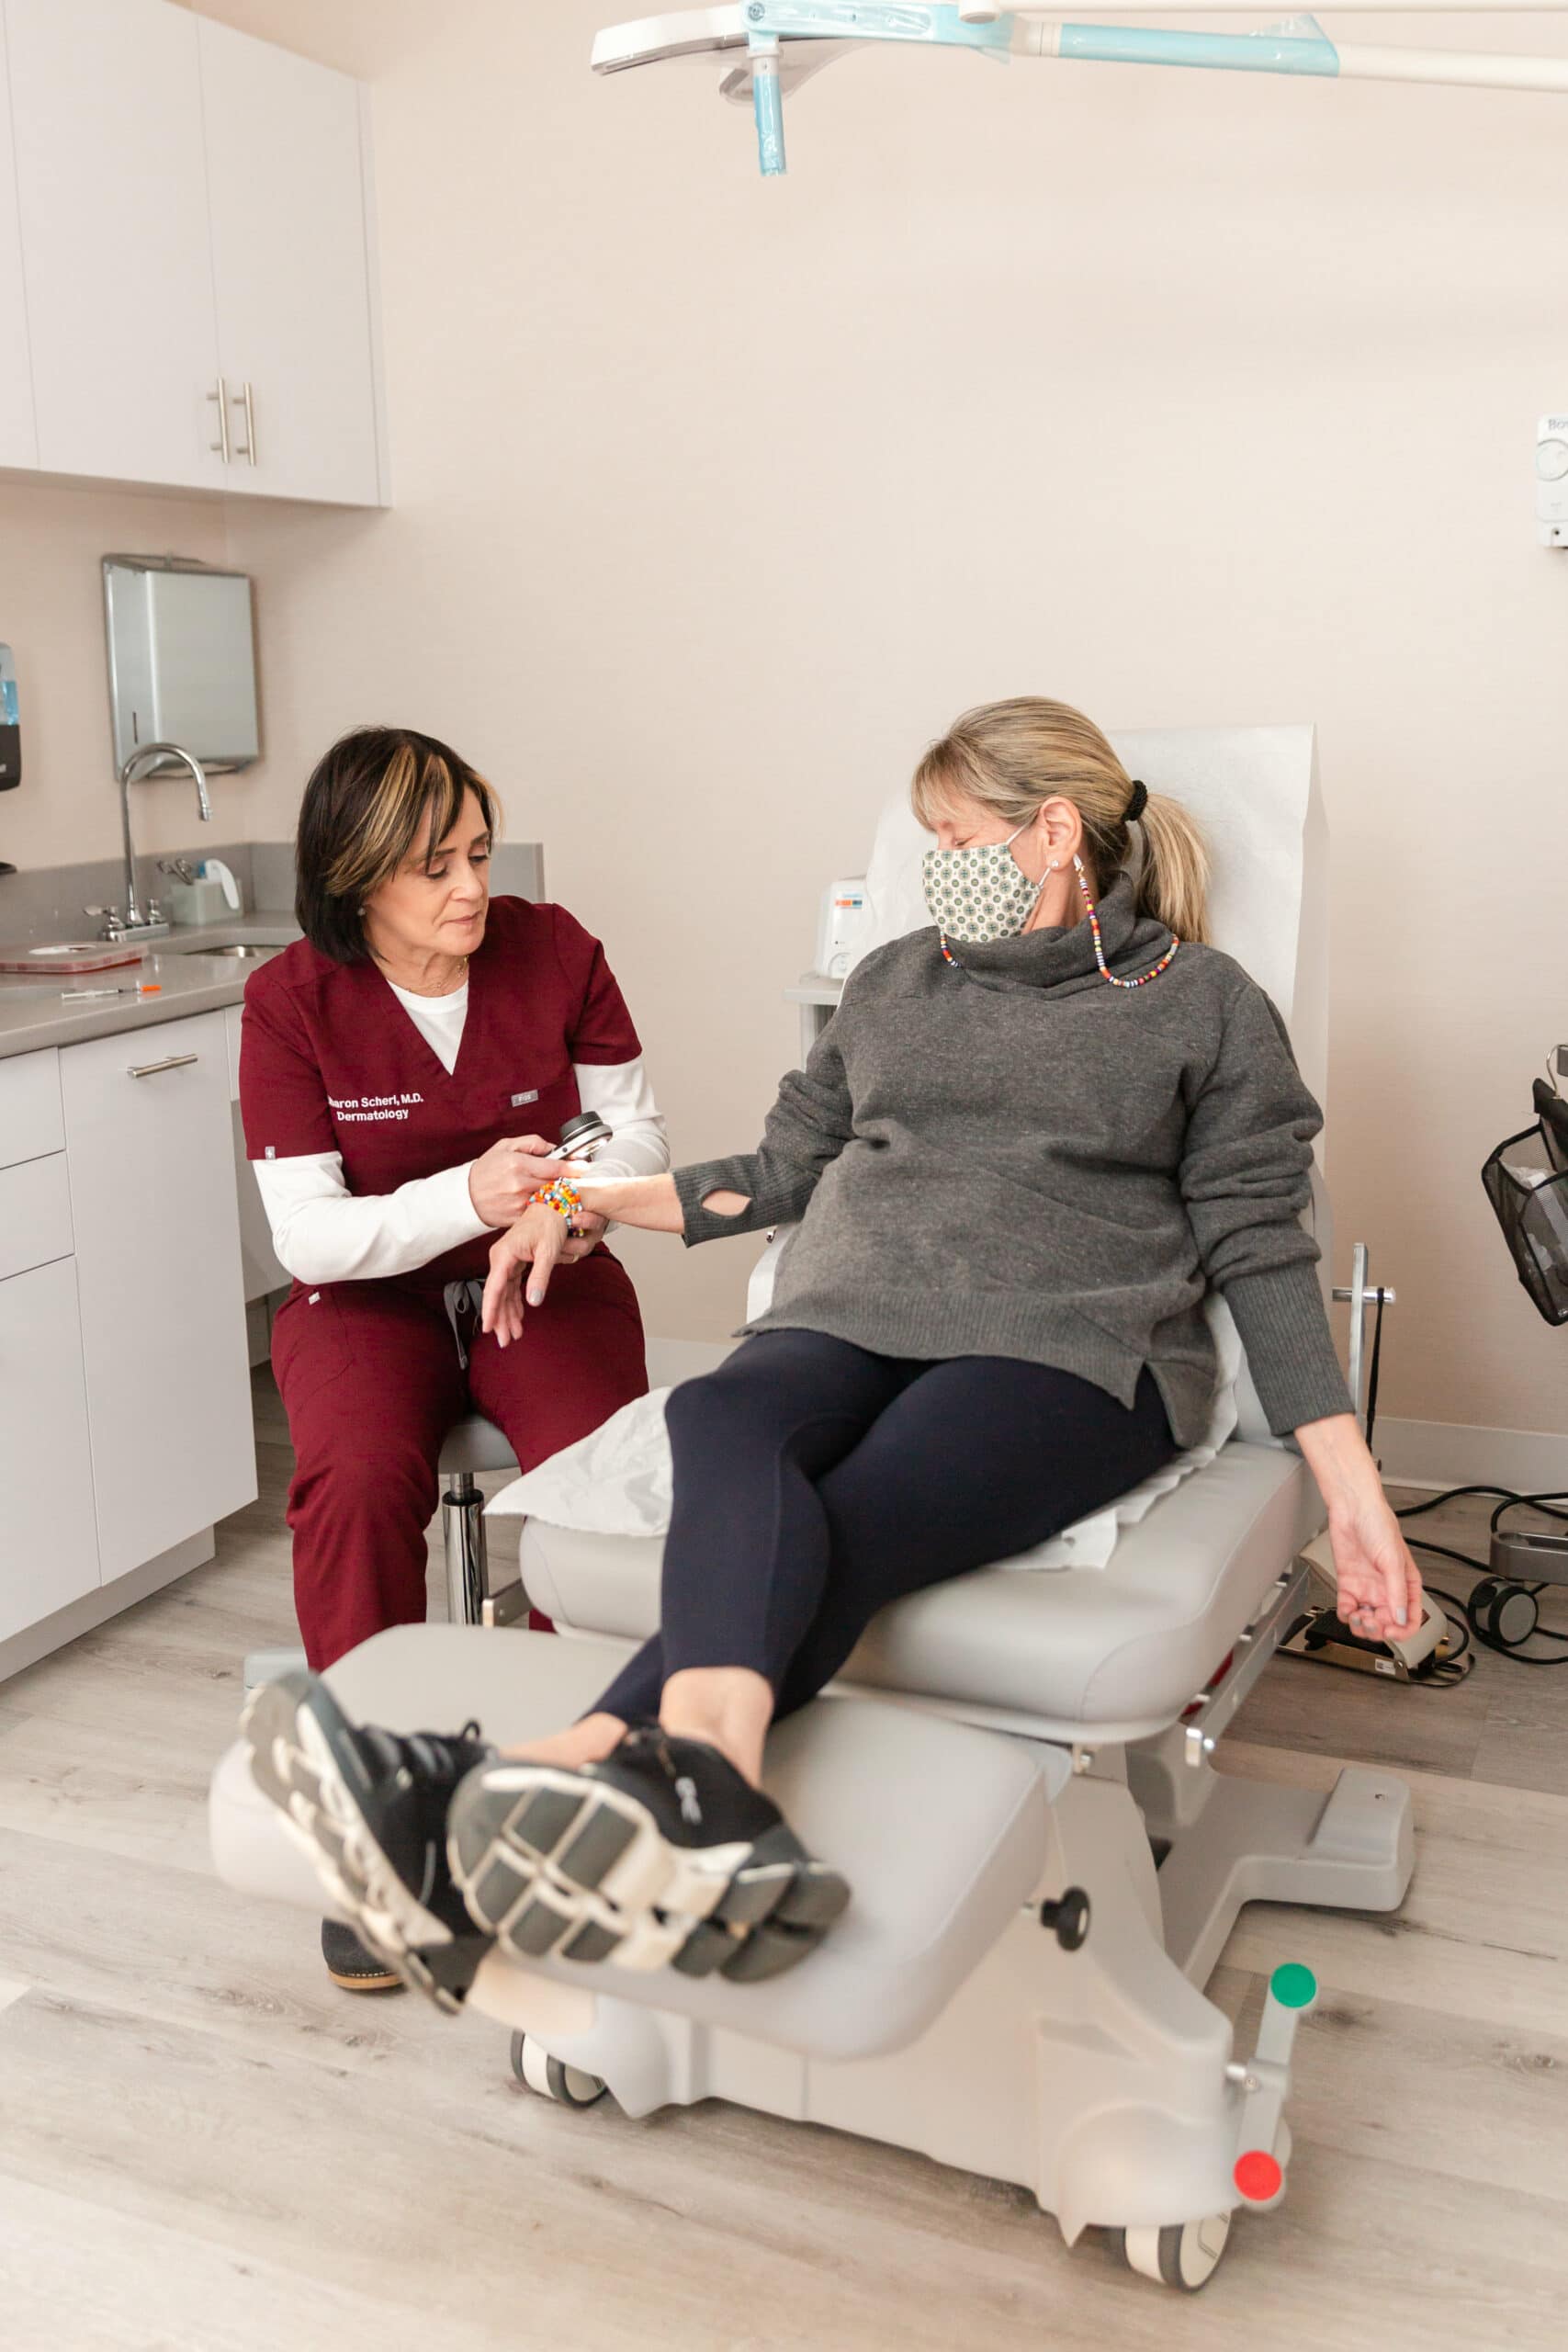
6, 0, 225, 492
225, 1007, 287, 1303
198, 18, 381, 507
0, 9, 37, 469
0, 1258, 100, 1645
60, 1011, 255, 1583
0, 0, 384, 505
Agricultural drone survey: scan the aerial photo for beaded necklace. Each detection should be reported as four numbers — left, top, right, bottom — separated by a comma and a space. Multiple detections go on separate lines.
940, 852, 1179, 988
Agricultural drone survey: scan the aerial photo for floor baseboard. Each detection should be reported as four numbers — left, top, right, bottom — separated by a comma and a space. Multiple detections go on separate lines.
1376, 1415, 1568, 1495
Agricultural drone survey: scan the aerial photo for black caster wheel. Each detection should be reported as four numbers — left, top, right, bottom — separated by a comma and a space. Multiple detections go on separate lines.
1471, 1577, 1539, 1648
1103, 2213, 1233, 2290
1038, 1886, 1091, 1951
509, 2030, 608, 2109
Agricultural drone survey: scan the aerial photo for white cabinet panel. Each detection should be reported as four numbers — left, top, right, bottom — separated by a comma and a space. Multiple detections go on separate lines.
0, 1153, 72, 1282
0, 10, 37, 469
6, 0, 223, 490
61, 1010, 255, 1581
198, 18, 381, 506
0, 1258, 100, 1643
0, 1047, 63, 1169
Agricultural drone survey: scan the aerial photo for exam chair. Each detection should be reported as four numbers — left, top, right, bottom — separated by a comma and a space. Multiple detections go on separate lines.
210, 727, 1415, 2293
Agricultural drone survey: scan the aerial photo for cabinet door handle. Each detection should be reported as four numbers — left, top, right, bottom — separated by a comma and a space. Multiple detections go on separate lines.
207, 379, 231, 464
127, 1053, 199, 1080
231, 380, 257, 467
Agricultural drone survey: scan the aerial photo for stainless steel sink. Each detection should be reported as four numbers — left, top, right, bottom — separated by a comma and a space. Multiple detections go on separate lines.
173, 942, 280, 961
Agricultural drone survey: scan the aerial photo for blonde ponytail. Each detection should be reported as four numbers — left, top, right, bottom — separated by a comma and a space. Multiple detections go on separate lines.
1131, 787, 1210, 947
910, 695, 1212, 947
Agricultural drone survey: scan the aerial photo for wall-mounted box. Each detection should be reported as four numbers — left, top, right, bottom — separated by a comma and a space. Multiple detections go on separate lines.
102, 555, 259, 775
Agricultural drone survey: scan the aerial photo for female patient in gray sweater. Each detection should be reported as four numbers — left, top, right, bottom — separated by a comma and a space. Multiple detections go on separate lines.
245, 696, 1425, 2012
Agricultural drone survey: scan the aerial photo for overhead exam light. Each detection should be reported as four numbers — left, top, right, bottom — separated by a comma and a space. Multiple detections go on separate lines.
590, 2, 1568, 176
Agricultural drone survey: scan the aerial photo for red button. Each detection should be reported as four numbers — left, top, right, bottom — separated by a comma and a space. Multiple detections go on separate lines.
1234, 2150, 1283, 2203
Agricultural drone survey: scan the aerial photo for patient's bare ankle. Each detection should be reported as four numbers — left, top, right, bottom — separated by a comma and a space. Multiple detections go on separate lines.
659, 1668, 773, 1789
501, 1712, 625, 1767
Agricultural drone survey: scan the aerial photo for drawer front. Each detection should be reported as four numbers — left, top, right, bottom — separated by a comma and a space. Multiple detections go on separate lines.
0, 1048, 65, 1169
225, 1002, 243, 1102
0, 1151, 73, 1281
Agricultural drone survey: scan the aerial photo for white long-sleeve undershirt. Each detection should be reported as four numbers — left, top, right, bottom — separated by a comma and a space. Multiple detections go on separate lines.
251, 978, 669, 1284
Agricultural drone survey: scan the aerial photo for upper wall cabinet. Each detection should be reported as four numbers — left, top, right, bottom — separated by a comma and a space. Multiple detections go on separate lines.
1, 0, 386, 508
8, 0, 225, 492
198, 18, 381, 507
0, 12, 38, 469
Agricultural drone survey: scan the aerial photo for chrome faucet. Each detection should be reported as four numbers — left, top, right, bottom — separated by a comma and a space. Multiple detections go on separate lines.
94, 742, 213, 940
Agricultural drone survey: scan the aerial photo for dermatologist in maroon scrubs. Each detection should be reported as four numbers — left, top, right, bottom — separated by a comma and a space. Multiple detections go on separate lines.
240, 729, 665, 1987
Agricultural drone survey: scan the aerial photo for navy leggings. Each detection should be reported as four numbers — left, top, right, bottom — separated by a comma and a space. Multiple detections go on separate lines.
592, 1329, 1176, 1726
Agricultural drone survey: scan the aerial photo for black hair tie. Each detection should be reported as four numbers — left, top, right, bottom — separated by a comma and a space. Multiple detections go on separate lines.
1124, 778, 1148, 825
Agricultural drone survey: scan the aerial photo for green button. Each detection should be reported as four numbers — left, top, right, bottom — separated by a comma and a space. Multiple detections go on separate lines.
1270, 1962, 1317, 2009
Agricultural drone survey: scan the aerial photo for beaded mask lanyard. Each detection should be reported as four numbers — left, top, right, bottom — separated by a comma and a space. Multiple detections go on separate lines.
939, 780, 1180, 989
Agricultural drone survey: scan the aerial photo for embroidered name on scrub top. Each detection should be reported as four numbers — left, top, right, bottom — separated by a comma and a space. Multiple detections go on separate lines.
238, 896, 642, 1283
328, 1092, 426, 1122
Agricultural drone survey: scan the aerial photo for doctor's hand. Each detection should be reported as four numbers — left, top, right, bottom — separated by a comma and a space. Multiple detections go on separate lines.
468, 1136, 576, 1227
481, 1204, 570, 1347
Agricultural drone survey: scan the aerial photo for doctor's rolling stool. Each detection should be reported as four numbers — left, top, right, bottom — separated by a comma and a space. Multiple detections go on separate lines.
438, 1412, 527, 1630
241, 1411, 524, 1692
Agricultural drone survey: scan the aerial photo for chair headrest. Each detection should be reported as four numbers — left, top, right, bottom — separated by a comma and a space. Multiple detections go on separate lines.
860, 723, 1328, 1109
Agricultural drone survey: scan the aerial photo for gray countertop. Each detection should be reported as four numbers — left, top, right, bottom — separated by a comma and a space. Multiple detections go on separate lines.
0, 920, 299, 1059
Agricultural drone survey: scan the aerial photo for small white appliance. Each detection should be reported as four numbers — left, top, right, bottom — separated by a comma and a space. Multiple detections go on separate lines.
1537, 413, 1568, 547
815, 877, 873, 978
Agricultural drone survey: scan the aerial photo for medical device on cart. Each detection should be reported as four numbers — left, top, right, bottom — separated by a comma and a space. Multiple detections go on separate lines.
1472, 1054, 1568, 1624
211, 724, 1417, 2292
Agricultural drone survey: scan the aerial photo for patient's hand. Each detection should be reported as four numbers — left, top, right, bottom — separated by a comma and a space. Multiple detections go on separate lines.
1325, 1497, 1426, 1645
562, 1209, 608, 1262
1294, 1412, 1424, 1644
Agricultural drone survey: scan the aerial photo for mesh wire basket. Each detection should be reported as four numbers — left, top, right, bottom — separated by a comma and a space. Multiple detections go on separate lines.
1483, 1119, 1568, 1327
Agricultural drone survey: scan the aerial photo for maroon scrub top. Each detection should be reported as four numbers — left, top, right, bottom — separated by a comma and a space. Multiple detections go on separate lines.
239, 895, 641, 1283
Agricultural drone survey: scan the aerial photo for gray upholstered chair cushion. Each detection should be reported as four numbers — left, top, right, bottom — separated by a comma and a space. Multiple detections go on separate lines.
520, 1442, 1323, 1740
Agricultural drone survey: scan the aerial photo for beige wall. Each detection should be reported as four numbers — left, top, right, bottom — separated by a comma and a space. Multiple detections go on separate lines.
69, 0, 1568, 1441
0, 480, 270, 872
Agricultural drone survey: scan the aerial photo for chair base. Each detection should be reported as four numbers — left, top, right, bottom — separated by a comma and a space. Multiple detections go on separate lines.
443, 1469, 528, 1627
473, 1736, 1414, 2252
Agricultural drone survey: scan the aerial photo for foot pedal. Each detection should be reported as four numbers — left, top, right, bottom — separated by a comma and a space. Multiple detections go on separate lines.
1281, 1537, 1467, 1683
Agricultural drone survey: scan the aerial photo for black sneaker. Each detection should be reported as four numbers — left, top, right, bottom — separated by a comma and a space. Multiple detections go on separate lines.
447, 1724, 851, 1984
321, 1917, 402, 1994
241, 1671, 497, 2015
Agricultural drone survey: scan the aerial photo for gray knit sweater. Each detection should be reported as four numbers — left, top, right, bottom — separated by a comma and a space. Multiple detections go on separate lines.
673, 876, 1351, 1450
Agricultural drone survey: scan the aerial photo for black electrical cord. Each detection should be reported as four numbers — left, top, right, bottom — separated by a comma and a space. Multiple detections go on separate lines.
1382, 1482, 1568, 1663
1362, 1289, 1386, 1453
1400, 1536, 1568, 1665
1491, 1489, 1568, 1532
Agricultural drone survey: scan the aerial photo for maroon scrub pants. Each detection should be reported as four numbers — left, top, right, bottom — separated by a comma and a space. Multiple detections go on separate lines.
272, 1255, 648, 1670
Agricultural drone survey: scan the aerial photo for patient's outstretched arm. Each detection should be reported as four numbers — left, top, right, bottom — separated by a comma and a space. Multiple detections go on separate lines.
570, 1171, 750, 1230
479, 1174, 751, 1340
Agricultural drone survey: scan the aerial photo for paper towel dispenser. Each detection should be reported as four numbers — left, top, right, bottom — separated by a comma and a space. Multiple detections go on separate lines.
102, 555, 260, 776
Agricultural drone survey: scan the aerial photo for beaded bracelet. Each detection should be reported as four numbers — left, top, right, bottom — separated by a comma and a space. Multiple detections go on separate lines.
529, 1178, 582, 1223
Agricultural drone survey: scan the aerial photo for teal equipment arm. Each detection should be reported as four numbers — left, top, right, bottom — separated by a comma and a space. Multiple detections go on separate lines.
749, 32, 787, 171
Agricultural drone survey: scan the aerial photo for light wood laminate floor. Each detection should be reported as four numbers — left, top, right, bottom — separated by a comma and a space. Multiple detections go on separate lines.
2, 1372, 1566, 2349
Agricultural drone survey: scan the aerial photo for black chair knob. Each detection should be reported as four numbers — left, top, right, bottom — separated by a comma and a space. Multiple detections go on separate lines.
1039, 1886, 1091, 1951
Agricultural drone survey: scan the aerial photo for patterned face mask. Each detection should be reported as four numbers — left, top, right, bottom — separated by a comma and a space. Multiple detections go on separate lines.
920, 820, 1045, 945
